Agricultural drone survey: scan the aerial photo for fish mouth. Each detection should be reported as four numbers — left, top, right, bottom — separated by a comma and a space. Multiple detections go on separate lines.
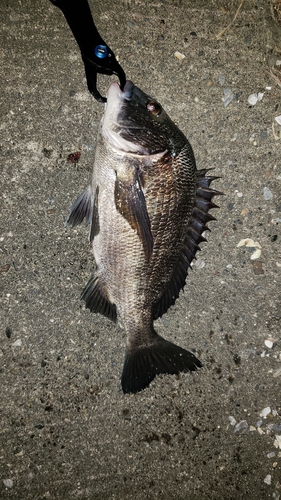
122, 80, 135, 100
106, 80, 134, 102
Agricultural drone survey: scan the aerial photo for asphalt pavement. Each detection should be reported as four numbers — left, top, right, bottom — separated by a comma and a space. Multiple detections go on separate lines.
1, 0, 281, 498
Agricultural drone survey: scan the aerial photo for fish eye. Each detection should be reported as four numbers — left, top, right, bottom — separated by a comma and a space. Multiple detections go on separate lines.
146, 101, 162, 116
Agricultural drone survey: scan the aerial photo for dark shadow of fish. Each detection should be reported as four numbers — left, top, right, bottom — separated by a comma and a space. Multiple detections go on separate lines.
67, 81, 222, 394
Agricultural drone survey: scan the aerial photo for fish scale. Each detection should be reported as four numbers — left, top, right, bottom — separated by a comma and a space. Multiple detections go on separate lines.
67, 80, 222, 394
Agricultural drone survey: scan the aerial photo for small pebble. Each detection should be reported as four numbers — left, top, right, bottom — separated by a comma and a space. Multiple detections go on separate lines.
250, 248, 261, 260
267, 452, 276, 458
228, 415, 236, 426
264, 474, 271, 485
12, 338, 22, 347
267, 424, 281, 432
275, 115, 281, 125
234, 420, 249, 435
218, 75, 225, 85
237, 238, 248, 247
256, 420, 263, 428
265, 339, 275, 349
252, 261, 264, 274
174, 51, 186, 61
3, 479, 13, 488
263, 187, 273, 200
248, 92, 264, 105
237, 238, 260, 248
222, 88, 234, 107
195, 259, 205, 269
274, 435, 281, 449
260, 407, 271, 418
273, 367, 281, 378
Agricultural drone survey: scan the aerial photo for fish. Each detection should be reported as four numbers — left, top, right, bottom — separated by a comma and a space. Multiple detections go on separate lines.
67, 80, 221, 394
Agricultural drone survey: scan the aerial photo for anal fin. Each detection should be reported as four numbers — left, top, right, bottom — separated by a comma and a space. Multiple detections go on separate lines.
81, 272, 117, 322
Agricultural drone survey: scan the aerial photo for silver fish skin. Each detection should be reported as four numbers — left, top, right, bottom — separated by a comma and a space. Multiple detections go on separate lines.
67, 81, 221, 393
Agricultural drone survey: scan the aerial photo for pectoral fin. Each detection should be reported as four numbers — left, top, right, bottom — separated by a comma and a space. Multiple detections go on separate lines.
66, 186, 92, 227
114, 170, 153, 261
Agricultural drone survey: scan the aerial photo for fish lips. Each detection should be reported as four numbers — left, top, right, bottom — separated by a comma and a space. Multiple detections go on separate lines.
107, 80, 146, 106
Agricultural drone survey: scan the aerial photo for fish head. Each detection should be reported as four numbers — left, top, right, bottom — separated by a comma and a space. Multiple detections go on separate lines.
102, 81, 187, 157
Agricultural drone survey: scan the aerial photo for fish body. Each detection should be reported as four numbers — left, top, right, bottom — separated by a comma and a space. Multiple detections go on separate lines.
67, 81, 220, 393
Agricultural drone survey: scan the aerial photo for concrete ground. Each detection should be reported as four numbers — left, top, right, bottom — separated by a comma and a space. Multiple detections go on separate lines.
1, 0, 281, 498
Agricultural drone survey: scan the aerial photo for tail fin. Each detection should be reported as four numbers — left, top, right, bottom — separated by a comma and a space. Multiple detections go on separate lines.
121, 336, 202, 394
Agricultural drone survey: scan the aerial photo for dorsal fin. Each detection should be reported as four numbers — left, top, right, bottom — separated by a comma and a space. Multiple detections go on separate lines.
153, 169, 222, 320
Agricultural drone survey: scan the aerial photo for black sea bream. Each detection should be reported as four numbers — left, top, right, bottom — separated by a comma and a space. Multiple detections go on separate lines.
67, 81, 221, 393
